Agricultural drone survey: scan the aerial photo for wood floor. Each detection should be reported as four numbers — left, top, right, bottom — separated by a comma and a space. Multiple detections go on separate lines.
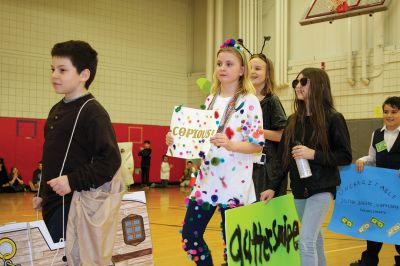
0, 187, 397, 266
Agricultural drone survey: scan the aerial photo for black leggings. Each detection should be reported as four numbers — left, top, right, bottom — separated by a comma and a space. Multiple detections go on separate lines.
181, 200, 228, 265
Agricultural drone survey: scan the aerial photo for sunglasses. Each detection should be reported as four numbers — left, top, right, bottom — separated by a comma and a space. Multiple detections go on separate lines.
292, 77, 308, 89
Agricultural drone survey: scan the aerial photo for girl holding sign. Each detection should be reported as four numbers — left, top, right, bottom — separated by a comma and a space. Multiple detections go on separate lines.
261, 68, 352, 266
166, 39, 264, 265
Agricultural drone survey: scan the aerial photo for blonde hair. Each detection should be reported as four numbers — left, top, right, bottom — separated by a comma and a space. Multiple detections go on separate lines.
210, 46, 255, 97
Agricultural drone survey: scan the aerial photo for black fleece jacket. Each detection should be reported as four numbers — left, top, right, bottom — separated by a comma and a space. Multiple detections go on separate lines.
269, 109, 352, 199
41, 93, 121, 219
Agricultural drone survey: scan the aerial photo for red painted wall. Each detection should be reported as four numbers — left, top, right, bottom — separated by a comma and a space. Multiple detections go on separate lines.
0, 117, 185, 185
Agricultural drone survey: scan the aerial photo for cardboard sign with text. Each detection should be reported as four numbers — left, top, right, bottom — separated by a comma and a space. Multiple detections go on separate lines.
0, 192, 154, 265
167, 106, 220, 159
328, 164, 400, 244
225, 194, 301, 266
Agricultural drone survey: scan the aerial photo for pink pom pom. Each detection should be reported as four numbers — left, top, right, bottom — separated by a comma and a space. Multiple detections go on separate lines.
184, 197, 190, 205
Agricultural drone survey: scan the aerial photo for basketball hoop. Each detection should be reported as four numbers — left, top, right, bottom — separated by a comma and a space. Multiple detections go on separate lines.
328, 0, 349, 13
300, 0, 391, 25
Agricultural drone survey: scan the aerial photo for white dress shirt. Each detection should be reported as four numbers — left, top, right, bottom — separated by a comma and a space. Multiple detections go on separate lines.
358, 125, 400, 166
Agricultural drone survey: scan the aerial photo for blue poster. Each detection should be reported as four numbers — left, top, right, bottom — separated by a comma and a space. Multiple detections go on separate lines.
328, 164, 400, 244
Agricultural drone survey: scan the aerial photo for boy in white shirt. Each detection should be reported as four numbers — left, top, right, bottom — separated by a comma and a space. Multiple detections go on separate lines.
350, 96, 400, 266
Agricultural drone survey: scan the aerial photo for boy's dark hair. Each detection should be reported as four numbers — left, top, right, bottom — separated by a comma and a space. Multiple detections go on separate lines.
51, 40, 98, 89
187, 161, 193, 164
382, 96, 400, 110
162, 155, 168, 159
144, 140, 151, 144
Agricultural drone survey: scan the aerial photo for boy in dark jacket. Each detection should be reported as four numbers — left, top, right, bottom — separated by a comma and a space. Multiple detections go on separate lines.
138, 140, 152, 186
32, 40, 121, 244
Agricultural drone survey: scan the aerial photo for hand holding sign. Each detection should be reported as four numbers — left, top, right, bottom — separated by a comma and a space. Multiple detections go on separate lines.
260, 189, 275, 203
165, 132, 173, 146
355, 159, 365, 172
210, 133, 232, 150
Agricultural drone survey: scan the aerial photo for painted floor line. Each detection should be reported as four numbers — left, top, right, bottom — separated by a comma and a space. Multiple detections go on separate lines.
326, 244, 366, 253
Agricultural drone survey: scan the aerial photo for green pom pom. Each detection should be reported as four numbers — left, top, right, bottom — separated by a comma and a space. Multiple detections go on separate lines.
201, 201, 210, 211
196, 78, 211, 94
175, 105, 182, 112
200, 104, 206, 110
211, 157, 220, 166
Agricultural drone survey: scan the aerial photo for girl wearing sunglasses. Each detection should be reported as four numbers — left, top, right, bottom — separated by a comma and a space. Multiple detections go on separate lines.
249, 54, 287, 200
261, 67, 352, 266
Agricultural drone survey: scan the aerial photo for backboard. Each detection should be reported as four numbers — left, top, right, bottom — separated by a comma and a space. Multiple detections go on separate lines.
300, 0, 391, 25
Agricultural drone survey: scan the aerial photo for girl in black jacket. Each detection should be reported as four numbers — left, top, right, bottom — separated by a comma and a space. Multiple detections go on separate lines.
261, 67, 352, 266
249, 54, 287, 200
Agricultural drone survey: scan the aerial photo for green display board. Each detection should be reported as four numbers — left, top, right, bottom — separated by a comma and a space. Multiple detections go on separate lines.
225, 194, 301, 266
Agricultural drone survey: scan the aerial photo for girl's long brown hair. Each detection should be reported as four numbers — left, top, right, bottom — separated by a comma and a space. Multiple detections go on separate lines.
282, 68, 335, 170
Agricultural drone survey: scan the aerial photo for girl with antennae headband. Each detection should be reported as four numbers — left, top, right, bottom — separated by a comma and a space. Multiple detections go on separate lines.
240, 37, 288, 200
166, 39, 264, 265
261, 68, 352, 266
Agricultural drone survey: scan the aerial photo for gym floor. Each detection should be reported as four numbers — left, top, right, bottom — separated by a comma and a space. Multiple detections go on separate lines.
0, 187, 396, 265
